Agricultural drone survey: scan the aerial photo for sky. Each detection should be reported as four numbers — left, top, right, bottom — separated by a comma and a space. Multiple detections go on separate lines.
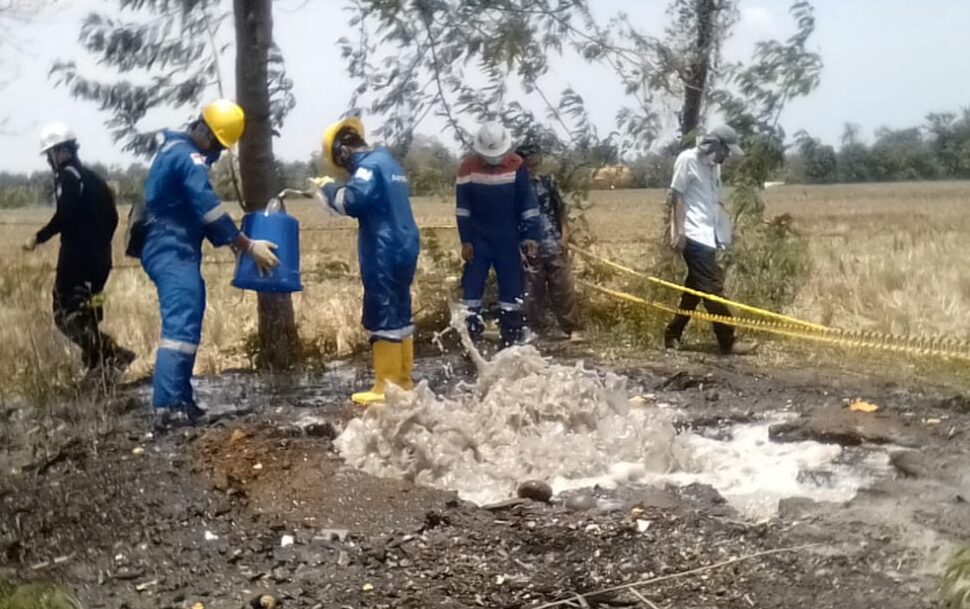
0, 0, 968, 173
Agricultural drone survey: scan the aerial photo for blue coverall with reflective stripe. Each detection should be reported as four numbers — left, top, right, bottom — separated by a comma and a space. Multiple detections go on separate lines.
455, 153, 540, 344
140, 131, 240, 409
320, 148, 420, 341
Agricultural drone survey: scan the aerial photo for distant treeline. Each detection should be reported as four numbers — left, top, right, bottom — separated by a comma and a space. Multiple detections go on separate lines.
4, 110, 970, 209
784, 110, 970, 184
621, 109, 970, 188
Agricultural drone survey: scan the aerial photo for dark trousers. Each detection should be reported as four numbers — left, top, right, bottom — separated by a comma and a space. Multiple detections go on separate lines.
461, 238, 527, 346
524, 250, 579, 335
52, 270, 120, 370
664, 239, 735, 353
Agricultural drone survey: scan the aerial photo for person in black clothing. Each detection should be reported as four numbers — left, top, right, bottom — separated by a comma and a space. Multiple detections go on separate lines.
23, 123, 134, 375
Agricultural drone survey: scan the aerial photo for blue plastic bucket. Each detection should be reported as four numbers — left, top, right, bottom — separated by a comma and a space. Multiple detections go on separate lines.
232, 208, 302, 293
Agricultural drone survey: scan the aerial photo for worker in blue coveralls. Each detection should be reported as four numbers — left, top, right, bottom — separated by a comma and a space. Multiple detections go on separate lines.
136, 100, 280, 428
310, 117, 420, 406
456, 121, 541, 347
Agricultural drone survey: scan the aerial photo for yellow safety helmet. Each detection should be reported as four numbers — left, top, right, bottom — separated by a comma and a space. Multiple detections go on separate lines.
322, 116, 365, 175
202, 99, 246, 148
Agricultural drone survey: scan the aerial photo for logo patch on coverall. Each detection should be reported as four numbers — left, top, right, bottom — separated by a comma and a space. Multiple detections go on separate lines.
355, 167, 374, 182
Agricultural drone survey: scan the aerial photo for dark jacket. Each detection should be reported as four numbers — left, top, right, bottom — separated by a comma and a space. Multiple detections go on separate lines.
455, 153, 541, 246
36, 160, 118, 286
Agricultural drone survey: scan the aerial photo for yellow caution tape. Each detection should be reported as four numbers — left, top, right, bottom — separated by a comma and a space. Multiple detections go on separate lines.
569, 245, 829, 332
572, 246, 970, 356
580, 280, 970, 362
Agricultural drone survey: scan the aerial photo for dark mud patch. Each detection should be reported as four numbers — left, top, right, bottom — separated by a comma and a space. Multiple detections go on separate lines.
0, 351, 968, 609
192, 423, 459, 535
768, 405, 927, 448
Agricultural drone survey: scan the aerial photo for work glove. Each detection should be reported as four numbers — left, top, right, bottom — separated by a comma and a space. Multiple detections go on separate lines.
22, 235, 37, 252
308, 177, 341, 216
247, 239, 280, 277
461, 242, 474, 263
308, 176, 335, 190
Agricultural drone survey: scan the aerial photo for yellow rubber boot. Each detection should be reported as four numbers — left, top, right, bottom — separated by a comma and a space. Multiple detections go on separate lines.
352, 340, 401, 406
399, 336, 414, 390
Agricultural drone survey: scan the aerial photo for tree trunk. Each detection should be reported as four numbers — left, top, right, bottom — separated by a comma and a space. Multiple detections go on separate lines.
680, 0, 718, 141
234, 0, 298, 369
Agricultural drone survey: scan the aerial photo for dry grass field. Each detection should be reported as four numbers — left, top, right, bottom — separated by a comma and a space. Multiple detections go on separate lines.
1, 180, 968, 400
583, 181, 970, 337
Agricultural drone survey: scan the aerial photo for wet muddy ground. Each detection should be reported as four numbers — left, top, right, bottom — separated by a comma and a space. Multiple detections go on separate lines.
1, 343, 969, 609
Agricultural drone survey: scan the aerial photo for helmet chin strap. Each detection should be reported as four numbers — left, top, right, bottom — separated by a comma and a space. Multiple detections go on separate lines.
335, 144, 352, 170
46, 149, 70, 170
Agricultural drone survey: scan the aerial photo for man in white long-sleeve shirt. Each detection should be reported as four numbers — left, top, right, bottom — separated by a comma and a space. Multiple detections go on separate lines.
664, 125, 756, 355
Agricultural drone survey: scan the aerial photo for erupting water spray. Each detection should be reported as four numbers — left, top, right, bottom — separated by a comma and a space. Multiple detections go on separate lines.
335, 304, 891, 517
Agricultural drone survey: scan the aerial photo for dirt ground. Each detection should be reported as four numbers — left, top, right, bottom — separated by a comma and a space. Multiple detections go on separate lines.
1, 342, 968, 609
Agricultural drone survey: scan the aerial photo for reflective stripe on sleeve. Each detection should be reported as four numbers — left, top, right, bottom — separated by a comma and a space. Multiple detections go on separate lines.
201, 204, 229, 225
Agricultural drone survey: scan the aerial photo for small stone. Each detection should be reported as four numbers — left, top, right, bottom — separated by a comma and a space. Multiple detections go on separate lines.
280, 535, 295, 548
204, 531, 219, 542
304, 421, 337, 439
315, 529, 349, 542
517, 480, 553, 503
564, 493, 597, 512
249, 595, 278, 609
132, 447, 145, 456
890, 451, 929, 479
212, 498, 232, 516
212, 472, 230, 492
230, 429, 247, 443
362, 583, 374, 592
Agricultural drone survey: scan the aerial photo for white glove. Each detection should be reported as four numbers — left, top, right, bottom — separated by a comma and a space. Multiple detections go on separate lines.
247, 239, 280, 277
308, 176, 341, 216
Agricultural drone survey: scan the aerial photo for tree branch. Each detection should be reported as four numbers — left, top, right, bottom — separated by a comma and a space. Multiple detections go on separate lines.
420, 12, 469, 148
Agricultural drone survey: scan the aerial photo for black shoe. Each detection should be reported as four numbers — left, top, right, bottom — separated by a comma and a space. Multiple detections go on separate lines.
106, 347, 137, 373
723, 340, 758, 356
153, 403, 207, 432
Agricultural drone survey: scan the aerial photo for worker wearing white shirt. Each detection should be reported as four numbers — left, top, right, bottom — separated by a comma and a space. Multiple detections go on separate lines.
664, 125, 756, 355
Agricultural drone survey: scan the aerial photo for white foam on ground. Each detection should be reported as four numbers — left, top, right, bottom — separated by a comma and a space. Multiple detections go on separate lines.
335, 307, 890, 519
554, 421, 890, 518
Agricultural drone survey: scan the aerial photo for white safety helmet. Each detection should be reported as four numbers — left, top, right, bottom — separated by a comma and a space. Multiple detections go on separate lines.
39, 122, 77, 154
472, 121, 512, 164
